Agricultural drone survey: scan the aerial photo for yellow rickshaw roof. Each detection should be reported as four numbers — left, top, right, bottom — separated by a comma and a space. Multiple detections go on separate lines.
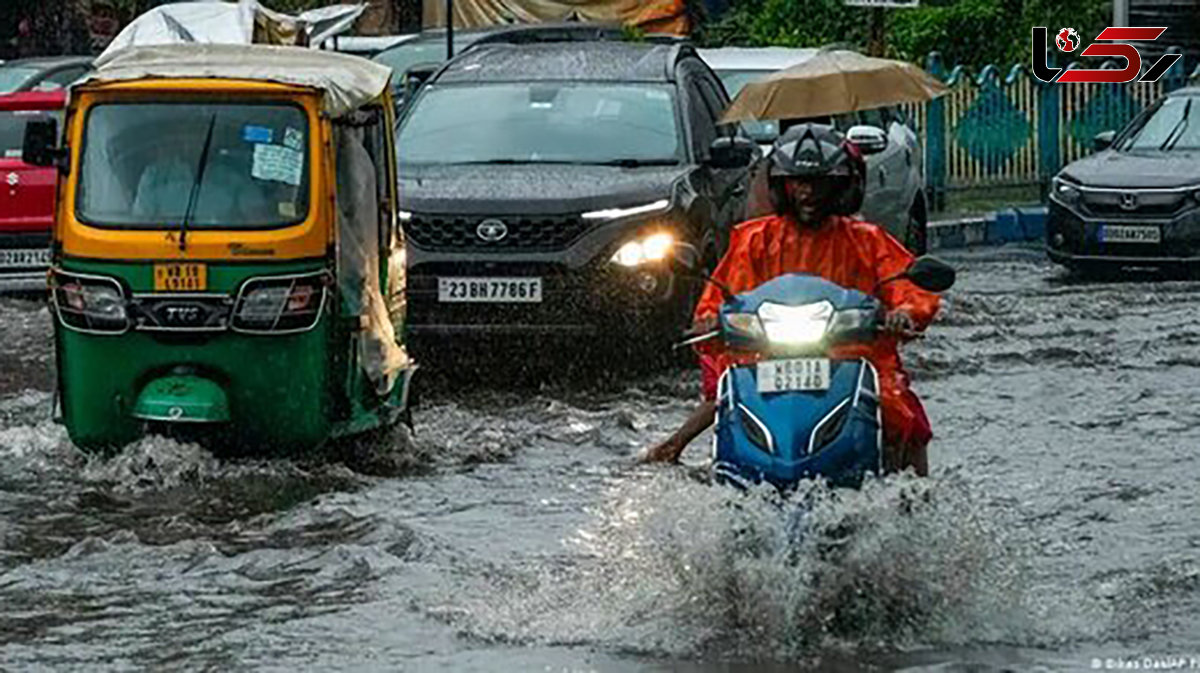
83, 44, 392, 117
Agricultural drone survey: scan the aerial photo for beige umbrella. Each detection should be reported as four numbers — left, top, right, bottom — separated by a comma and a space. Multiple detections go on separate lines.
721, 49, 949, 123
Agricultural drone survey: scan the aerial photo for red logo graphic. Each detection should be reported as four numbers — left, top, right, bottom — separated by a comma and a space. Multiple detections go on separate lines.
1032, 27, 1181, 84
1056, 28, 1080, 52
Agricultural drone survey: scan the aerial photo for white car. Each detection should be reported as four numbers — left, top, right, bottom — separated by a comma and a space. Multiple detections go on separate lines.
699, 47, 929, 253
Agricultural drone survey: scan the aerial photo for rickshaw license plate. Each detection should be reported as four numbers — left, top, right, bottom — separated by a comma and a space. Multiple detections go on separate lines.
1099, 225, 1160, 244
438, 277, 542, 303
154, 263, 207, 291
757, 358, 831, 393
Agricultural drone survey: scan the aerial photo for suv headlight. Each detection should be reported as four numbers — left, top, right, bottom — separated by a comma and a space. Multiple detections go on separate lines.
611, 232, 675, 267
1052, 176, 1082, 205
757, 300, 834, 345
50, 270, 129, 334
231, 273, 329, 333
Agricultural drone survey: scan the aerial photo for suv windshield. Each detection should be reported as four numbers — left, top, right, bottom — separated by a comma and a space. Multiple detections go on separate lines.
1118, 95, 1200, 152
398, 82, 681, 165
77, 103, 310, 228
0, 109, 62, 159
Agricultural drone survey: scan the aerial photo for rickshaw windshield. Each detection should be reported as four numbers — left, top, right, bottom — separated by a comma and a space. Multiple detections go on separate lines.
76, 102, 311, 229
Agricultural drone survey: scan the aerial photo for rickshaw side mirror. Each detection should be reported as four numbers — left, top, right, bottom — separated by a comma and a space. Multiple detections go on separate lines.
904, 256, 956, 292
22, 119, 63, 170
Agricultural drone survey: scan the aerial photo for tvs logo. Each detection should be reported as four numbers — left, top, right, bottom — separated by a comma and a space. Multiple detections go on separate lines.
1033, 26, 1181, 84
1056, 28, 1080, 52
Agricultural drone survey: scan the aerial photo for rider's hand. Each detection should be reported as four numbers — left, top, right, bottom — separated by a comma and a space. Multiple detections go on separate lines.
638, 438, 683, 464
883, 309, 919, 338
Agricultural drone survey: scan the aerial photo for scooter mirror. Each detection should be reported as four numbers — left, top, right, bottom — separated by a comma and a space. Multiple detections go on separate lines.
904, 256, 956, 292
671, 242, 701, 272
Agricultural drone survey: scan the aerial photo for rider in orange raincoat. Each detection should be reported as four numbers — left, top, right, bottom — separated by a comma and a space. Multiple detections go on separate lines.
641, 123, 940, 475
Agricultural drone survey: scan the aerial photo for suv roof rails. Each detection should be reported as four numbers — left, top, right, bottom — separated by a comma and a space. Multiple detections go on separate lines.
463, 22, 689, 51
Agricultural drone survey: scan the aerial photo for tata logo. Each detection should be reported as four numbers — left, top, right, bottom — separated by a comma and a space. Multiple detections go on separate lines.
476, 219, 508, 242
1033, 27, 1181, 84
1119, 192, 1139, 211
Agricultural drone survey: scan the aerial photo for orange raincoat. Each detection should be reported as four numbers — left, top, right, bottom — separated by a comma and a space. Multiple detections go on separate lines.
695, 213, 941, 455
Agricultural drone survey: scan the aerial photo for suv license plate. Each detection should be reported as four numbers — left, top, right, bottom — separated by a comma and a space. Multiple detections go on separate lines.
438, 277, 542, 303
0, 248, 50, 269
757, 358, 831, 393
1100, 225, 1161, 244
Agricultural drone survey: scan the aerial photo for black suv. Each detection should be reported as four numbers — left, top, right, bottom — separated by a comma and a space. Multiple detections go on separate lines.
395, 40, 757, 347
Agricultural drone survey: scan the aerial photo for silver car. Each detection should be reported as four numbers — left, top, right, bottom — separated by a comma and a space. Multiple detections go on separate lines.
699, 47, 929, 253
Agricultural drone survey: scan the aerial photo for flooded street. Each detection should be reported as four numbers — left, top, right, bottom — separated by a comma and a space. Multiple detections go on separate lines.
2, 245, 1200, 671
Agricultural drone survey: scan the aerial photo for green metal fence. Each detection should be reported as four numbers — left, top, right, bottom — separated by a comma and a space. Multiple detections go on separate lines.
910, 48, 1198, 210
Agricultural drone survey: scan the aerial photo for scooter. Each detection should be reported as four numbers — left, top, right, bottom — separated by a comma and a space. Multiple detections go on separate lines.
673, 245, 955, 492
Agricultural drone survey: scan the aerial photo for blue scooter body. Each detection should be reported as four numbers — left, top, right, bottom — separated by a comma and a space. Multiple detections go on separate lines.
709, 274, 885, 491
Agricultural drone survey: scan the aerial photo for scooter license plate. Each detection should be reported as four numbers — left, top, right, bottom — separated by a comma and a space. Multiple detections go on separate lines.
757, 358, 831, 393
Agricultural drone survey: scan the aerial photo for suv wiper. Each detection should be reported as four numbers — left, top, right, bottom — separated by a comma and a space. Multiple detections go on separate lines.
178, 113, 217, 252
592, 159, 680, 168
1160, 99, 1191, 152
456, 159, 581, 165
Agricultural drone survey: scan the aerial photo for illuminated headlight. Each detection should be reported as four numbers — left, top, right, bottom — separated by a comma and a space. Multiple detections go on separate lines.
611, 232, 675, 267
51, 270, 128, 333
757, 300, 834, 345
1052, 177, 1081, 204
231, 273, 328, 333
583, 199, 670, 221
398, 210, 413, 222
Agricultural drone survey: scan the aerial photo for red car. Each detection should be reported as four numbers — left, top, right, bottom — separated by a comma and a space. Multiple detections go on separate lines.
0, 90, 63, 291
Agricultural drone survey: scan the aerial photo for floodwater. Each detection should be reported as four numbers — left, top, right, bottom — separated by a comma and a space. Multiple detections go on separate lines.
2, 245, 1199, 671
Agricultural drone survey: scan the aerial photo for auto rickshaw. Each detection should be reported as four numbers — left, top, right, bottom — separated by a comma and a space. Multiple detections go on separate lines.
22, 44, 414, 453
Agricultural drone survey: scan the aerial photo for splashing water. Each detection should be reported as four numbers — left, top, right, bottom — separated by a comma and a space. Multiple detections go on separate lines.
447, 468, 1107, 661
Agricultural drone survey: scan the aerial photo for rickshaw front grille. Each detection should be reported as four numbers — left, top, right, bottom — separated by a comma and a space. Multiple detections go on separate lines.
405, 215, 590, 251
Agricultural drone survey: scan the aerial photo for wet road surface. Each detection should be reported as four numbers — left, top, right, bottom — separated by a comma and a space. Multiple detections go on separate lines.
2, 245, 1199, 671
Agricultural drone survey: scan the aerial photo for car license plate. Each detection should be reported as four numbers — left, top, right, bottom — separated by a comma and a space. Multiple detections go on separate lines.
0, 248, 50, 269
1100, 225, 1161, 244
438, 277, 542, 303
757, 358, 832, 393
154, 263, 207, 292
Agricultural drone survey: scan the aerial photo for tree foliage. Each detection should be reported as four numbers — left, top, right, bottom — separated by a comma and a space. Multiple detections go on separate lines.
696, 0, 1112, 70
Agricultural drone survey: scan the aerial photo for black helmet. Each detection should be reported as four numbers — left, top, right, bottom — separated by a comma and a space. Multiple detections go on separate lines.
769, 123, 857, 179
767, 123, 866, 215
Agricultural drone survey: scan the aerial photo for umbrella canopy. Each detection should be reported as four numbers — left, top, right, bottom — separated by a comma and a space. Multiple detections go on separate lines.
721, 49, 948, 123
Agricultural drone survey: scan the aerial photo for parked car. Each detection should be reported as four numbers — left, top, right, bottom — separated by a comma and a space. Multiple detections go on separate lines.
394, 40, 758, 346
1047, 87, 1200, 273
0, 56, 92, 94
699, 47, 930, 253
0, 90, 64, 291
372, 28, 497, 104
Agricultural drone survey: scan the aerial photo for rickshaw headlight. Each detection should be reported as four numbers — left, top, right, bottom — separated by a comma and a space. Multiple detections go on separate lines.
232, 274, 327, 333
51, 271, 128, 333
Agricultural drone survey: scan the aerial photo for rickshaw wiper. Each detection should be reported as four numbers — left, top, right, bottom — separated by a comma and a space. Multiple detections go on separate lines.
178, 113, 217, 252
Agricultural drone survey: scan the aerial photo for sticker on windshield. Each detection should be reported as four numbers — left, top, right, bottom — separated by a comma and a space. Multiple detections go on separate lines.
4, 150, 21, 158
252, 144, 303, 186
242, 125, 274, 144
278, 202, 297, 218
283, 127, 303, 151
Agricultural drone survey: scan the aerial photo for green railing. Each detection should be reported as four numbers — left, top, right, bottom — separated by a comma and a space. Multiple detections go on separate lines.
909, 48, 1198, 210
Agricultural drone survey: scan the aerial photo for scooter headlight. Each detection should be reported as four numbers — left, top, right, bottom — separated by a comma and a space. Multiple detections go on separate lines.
757, 300, 834, 345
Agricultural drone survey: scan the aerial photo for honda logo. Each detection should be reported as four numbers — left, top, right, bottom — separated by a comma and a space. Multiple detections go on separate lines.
476, 219, 508, 242
1119, 192, 1138, 210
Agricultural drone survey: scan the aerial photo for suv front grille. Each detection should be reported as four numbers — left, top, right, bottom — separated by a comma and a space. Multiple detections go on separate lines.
1082, 191, 1189, 218
406, 214, 590, 251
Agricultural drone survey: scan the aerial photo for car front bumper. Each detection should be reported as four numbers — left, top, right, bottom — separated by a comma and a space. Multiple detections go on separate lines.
1046, 199, 1200, 267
